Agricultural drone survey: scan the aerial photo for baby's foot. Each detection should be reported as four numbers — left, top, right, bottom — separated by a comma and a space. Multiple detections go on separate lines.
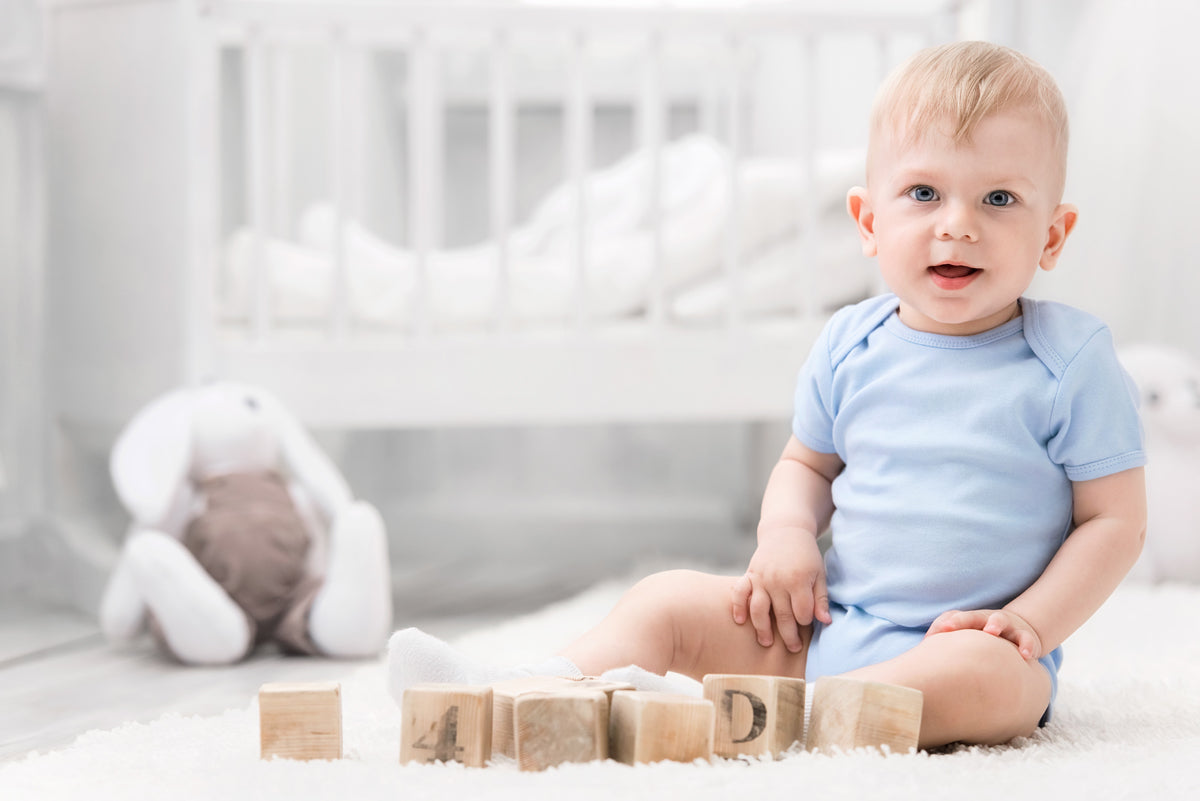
387, 628, 580, 706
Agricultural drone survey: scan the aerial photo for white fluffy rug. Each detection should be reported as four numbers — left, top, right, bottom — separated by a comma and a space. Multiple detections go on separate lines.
4, 578, 1200, 801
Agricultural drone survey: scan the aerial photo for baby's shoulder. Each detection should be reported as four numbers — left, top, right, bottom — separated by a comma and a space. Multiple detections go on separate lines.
823, 294, 899, 362
1021, 299, 1113, 379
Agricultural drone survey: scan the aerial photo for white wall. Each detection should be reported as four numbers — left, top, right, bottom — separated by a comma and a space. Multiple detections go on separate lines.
44, 1, 196, 424
0, 102, 25, 537
0, 0, 49, 599
1028, 0, 1200, 355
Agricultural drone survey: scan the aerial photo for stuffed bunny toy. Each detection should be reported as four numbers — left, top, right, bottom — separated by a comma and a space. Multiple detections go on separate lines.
98, 381, 393, 664
1119, 345, 1200, 584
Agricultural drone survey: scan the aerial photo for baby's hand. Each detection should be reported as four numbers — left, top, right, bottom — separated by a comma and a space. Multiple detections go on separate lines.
925, 608, 1044, 660
730, 529, 831, 653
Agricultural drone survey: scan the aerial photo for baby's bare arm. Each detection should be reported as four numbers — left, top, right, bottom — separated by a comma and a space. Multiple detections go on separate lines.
1006, 467, 1146, 653
930, 467, 1147, 657
731, 436, 842, 652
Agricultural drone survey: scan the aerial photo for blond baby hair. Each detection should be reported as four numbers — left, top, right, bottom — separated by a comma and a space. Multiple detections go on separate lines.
868, 41, 1069, 195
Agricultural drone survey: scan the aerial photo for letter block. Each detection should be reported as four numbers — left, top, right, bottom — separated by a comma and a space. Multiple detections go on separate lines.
513, 690, 609, 771
609, 690, 715, 765
807, 677, 923, 754
400, 684, 493, 767
490, 675, 633, 759
703, 674, 806, 759
258, 681, 343, 761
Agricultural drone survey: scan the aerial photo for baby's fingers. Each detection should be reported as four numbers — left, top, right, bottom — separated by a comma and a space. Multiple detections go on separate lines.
774, 598, 805, 654
1010, 630, 1039, 660
731, 575, 752, 625
747, 583, 776, 647
982, 611, 1011, 638
925, 609, 985, 636
813, 571, 832, 625
982, 611, 1039, 659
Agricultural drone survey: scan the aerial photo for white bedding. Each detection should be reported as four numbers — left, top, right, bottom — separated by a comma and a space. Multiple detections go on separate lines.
224, 135, 873, 330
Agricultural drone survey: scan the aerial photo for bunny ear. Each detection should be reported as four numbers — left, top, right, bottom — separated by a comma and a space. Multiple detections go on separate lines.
111, 387, 196, 527
253, 386, 352, 520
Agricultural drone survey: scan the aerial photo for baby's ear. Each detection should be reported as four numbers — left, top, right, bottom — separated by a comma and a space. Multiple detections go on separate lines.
1039, 202, 1078, 271
846, 187, 877, 258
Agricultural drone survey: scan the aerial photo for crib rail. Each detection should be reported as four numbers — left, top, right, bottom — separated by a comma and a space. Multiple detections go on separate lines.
201, 2, 959, 37
195, 1, 963, 427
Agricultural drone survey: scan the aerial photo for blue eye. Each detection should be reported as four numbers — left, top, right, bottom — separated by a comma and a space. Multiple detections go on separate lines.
908, 185, 938, 202
985, 190, 1015, 206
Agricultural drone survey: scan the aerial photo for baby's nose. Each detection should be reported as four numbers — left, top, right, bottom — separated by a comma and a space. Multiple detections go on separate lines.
936, 202, 979, 242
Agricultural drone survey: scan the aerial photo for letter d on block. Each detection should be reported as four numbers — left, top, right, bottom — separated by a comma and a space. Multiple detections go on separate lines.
703, 674, 805, 759
724, 690, 767, 743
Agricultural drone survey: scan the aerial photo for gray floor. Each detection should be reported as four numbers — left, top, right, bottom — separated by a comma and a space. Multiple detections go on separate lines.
0, 600, 491, 763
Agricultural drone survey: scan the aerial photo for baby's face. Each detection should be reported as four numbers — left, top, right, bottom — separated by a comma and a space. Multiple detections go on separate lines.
854, 110, 1074, 336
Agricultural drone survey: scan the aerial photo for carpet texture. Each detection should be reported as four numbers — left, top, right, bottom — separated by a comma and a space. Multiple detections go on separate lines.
3, 578, 1199, 800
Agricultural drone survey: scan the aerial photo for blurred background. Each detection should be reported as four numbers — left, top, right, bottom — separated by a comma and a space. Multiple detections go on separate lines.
1, 0, 1197, 631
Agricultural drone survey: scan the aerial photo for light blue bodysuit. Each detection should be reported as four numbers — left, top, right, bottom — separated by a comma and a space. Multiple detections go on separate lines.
792, 295, 1145, 721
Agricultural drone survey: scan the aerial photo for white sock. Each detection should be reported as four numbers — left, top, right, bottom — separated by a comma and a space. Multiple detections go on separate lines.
387, 628, 581, 707
600, 664, 703, 697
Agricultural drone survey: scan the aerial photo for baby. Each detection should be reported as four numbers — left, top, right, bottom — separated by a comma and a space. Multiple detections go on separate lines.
388, 41, 1147, 750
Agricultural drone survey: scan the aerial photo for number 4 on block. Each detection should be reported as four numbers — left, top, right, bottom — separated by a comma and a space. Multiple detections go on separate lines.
400, 684, 494, 767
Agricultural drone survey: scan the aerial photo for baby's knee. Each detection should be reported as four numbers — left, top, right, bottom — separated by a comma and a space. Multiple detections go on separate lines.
624, 570, 720, 612
924, 629, 1048, 732
614, 570, 732, 640
928, 629, 1021, 680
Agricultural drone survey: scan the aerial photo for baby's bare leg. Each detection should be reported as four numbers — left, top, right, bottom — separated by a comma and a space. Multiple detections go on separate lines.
845, 628, 1052, 749
559, 569, 809, 681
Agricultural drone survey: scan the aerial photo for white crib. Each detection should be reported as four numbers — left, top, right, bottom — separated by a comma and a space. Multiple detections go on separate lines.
48, 0, 985, 431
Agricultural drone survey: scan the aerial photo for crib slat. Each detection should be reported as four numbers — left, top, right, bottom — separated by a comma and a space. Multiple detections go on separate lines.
875, 33, 891, 84
190, 21, 220, 384
328, 29, 351, 339
489, 29, 514, 331
796, 34, 819, 319
638, 29, 666, 327
723, 34, 745, 331
206, 3, 953, 41
270, 47, 293, 241
565, 30, 592, 331
871, 33, 893, 298
407, 29, 440, 337
244, 26, 271, 341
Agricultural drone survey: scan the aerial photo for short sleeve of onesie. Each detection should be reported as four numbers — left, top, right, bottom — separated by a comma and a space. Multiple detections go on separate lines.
792, 317, 837, 453
1027, 298, 1147, 474
1034, 306, 1146, 480
792, 295, 897, 456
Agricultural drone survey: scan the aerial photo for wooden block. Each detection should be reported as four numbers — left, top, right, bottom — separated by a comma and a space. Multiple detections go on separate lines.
400, 684, 493, 767
490, 675, 633, 758
807, 677, 923, 754
513, 690, 609, 771
703, 674, 806, 758
609, 690, 714, 765
258, 681, 342, 761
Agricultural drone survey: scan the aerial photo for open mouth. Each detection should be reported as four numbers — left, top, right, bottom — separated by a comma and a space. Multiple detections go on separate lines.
928, 263, 981, 289
930, 264, 980, 279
